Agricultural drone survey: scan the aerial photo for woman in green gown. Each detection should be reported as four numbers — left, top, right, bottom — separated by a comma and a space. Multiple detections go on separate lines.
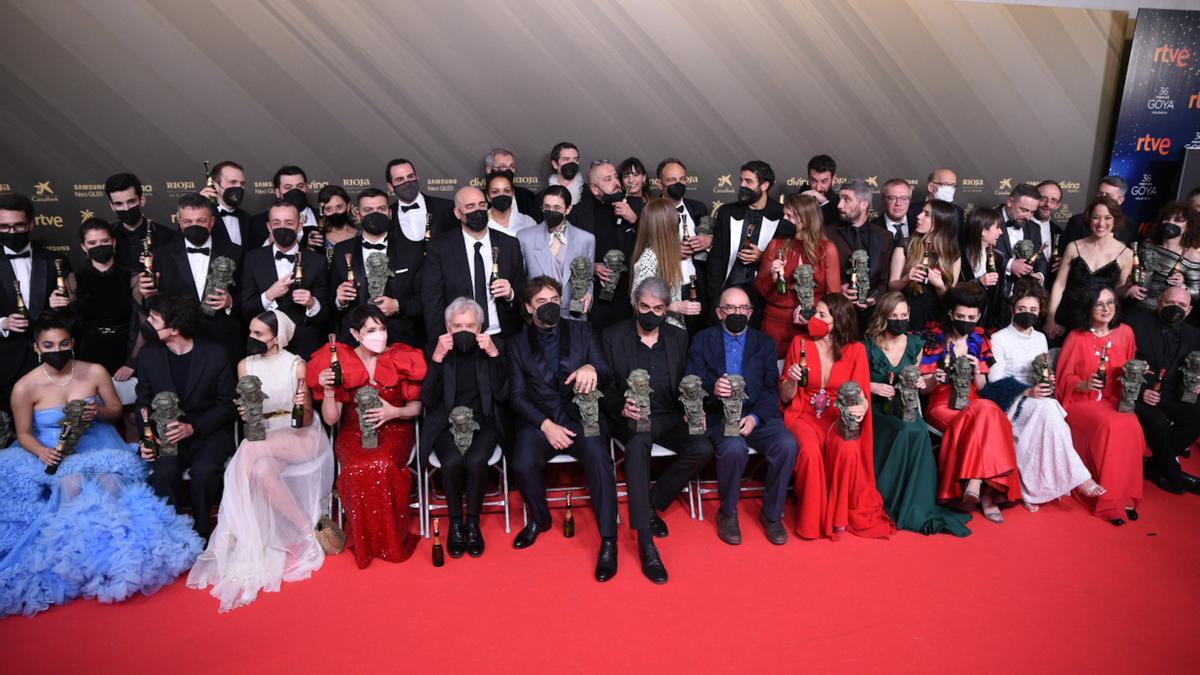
863, 292, 972, 536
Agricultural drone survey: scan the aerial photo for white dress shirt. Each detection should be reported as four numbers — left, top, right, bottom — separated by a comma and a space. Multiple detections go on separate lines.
396, 192, 428, 242
216, 203, 242, 246
462, 230, 502, 335
262, 245, 320, 317
885, 216, 909, 241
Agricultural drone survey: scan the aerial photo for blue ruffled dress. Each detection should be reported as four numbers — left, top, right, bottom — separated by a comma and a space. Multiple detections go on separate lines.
0, 404, 202, 617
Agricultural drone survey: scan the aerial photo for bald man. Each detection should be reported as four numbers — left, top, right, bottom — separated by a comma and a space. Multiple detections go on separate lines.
908, 167, 965, 228
421, 186, 527, 343
1129, 286, 1200, 495
686, 286, 798, 544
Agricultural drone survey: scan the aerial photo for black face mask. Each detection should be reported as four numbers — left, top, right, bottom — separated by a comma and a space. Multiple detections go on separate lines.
886, 318, 909, 335
952, 319, 977, 336
272, 227, 298, 249
535, 302, 562, 327
116, 206, 143, 226
464, 210, 489, 232
723, 313, 749, 334
1161, 304, 1186, 326
1013, 312, 1039, 329
559, 161, 579, 181
324, 212, 350, 228
223, 186, 245, 209
543, 211, 566, 229
246, 337, 269, 356
600, 189, 625, 206
452, 330, 477, 353
490, 194, 513, 212
394, 180, 420, 203
1162, 223, 1183, 241
666, 182, 687, 202
40, 349, 72, 371
140, 320, 162, 345
0, 232, 30, 251
182, 225, 210, 246
361, 212, 390, 237
282, 188, 308, 211
737, 186, 761, 205
637, 311, 665, 332
86, 244, 115, 263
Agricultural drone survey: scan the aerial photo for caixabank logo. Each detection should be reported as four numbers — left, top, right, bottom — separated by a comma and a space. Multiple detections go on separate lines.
33, 180, 58, 203
713, 174, 735, 195
426, 178, 457, 193
1130, 173, 1158, 201
994, 177, 1014, 196
1148, 87, 1175, 116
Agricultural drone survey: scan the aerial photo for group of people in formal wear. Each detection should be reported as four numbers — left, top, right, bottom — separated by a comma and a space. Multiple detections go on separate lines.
3, 145, 1200, 616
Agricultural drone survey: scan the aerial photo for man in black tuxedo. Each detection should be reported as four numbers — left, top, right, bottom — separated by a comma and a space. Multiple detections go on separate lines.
872, 179, 915, 248
247, 166, 321, 250
1033, 180, 1068, 287
200, 160, 252, 249
0, 194, 72, 412
827, 178, 894, 312
995, 184, 1049, 310
386, 158, 458, 245
139, 193, 243, 364
580, 160, 639, 330
1130, 288, 1200, 495
601, 276, 714, 584
508, 277, 618, 581
331, 189, 424, 348
704, 160, 792, 323
1063, 175, 1138, 246
484, 147, 541, 222
421, 186, 526, 345
794, 154, 840, 227
106, 172, 177, 272
135, 294, 235, 540
240, 199, 330, 359
659, 157, 712, 333
907, 167, 966, 229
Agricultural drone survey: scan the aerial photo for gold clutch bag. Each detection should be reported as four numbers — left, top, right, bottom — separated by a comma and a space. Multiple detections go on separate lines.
315, 514, 345, 555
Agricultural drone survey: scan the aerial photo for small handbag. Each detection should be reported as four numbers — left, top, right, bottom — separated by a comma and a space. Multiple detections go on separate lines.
315, 514, 345, 555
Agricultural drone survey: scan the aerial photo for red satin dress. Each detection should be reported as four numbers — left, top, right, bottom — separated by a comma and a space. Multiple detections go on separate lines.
308, 342, 427, 568
782, 338, 894, 540
755, 238, 841, 359
920, 331, 1022, 503
1055, 325, 1148, 520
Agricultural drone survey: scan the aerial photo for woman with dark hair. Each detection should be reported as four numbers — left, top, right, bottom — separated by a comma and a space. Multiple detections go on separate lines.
0, 317, 201, 616
864, 292, 971, 536
958, 207, 1006, 330
888, 199, 961, 332
485, 171, 537, 238
1133, 201, 1200, 313
780, 293, 893, 540
985, 280, 1102, 511
755, 193, 841, 358
188, 309, 334, 611
317, 185, 358, 250
619, 157, 656, 206
920, 282, 1021, 523
308, 304, 427, 567
1046, 195, 1134, 338
1055, 284, 1148, 526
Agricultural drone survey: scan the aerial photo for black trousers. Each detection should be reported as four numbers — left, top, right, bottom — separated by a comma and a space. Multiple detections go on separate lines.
149, 430, 233, 539
1135, 398, 1200, 481
618, 414, 713, 530
433, 427, 497, 519
511, 420, 618, 538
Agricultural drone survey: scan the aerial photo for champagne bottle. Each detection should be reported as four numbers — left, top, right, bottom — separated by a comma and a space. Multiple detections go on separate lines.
12, 280, 29, 319
203, 160, 218, 207
290, 378, 306, 429
44, 423, 72, 475
798, 341, 809, 387
775, 247, 787, 295
431, 517, 445, 567
1096, 343, 1110, 402
920, 242, 934, 284
563, 491, 575, 538
490, 246, 501, 284
142, 234, 157, 289
1131, 242, 1144, 286
424, 214, 432, 242
293, 250, 304, 284
54, 258, 68, 296
329, 334, 343, 387
140, 407, 158, 459
1152, 367, 1167, 393
689, 274, 698, 301
985, 245, 997, 275
344, 253, 356, 285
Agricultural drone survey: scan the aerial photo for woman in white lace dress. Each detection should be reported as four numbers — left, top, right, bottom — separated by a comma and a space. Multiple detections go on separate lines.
629, 197, 702, 329
985, 280, 1104, 510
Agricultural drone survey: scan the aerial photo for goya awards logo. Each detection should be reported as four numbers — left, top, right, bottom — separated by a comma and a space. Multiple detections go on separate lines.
33, 181, 58, 203
1131, 173, 1158, 201
1148, 87, 1175, 116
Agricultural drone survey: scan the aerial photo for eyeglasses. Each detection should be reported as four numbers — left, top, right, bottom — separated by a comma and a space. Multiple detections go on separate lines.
0, 222, 30, 233
721, 304, 752, 313
1093, 300, 1116, 309
882, 196, 911, 204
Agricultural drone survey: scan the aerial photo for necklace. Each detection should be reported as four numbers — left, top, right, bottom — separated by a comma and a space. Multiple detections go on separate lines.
42, 363, 73, 388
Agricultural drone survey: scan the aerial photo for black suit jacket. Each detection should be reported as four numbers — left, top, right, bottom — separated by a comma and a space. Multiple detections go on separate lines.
155, 236, 245, 362
704, 201, 792, 313
514, 185, 542, 223
389, 192, 459, 245
599, 319, 689, 422
211, 207, 253, 251
825, 221, 895, 298
1128, 308, 1200, 403
331, 234, 424, 348
134, 339, 235, 442
0, 246, 65, 392
580, 193, 639, 327
115, 219, 177, 272
421, 228, 526, 344
508, 321, 612, 428
239, 246, 330, 359
419, 347, 510, 459
995, 209, 1050, 284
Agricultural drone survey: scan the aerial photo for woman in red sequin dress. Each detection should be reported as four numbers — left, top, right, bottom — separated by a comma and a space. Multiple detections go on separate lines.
308, 305, 426, 568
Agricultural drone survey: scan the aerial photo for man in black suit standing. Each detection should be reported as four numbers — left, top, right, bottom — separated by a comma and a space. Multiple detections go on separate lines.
421, 186, 526, 345
1130, 287, 1200, 496
795, 154, 840, 227
1062, 175, 1138, 246
106, 172, 176, 272
581, 160, 639, 330
239, 199, 330, 359
247, 166, 321, 251
1032, 180, 1068, 286
659, 157, 712, 333
827, 178, 894, 312
995, 184, 1048, 301
136, 293, 235, 540
908, 167, 965, 229
0, 193, 72, 412
331, 188, 424, 348
508, 276, 618, 581
386, 158, 458, 244
872, 179, 915, 248
484, 147, 541, 222
200, 160, 252, 249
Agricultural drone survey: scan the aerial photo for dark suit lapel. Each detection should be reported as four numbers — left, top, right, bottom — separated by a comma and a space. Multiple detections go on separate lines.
0, 258, 16, 309
351, 241, 369, 300
28, 251, 48, 318
173, 245, 199, 301
183, 344, 205, 400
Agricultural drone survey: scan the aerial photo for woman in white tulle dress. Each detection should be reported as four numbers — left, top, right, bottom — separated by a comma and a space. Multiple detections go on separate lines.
188, 309, 334, 611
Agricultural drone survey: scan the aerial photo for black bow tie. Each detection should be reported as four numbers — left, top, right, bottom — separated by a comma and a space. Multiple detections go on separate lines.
275, 251, 296, 262
5, 251, 30, 260
187, 246, 210, 256
219, 209, 237, 218
400, 203, 419, 213
363, 241, 387, 251
676, 204, 685, 213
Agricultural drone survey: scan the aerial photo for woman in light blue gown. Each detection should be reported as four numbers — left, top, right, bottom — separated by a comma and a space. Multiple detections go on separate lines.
0, 316, 201, 617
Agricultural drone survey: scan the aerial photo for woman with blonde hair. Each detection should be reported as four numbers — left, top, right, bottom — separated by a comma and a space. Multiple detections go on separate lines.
630, 197, 702, 329
888, 199, 961, 332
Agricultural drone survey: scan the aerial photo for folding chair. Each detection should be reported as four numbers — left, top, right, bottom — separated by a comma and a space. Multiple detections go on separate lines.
422, 445, 510, 537
611, 437, 697, 519
519, 444, 623, 526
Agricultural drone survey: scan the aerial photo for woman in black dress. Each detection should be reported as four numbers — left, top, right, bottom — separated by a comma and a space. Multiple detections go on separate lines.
1046, 195, 1134, 337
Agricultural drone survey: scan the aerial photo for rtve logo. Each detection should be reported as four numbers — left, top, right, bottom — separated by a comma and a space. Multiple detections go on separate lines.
1153, 44, 1191, 68
1136, 134, 1172, 156
1190, 92, 1200, 109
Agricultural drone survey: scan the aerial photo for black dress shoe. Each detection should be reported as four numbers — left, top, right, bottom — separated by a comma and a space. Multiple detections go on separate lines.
638, 542, 668, 584
465, 521, 485, 557
1109, 518, 1125, 527
513, 521, 549, 549
717, 511, 741, 545
1125, 507, 1139, 521
759, 513, 788, 545
1146, 466, 1185, 495
649, 512, 669, 538
594, 539, 618, 582
1179, 472, 1200, 495
447, 521, 467, 558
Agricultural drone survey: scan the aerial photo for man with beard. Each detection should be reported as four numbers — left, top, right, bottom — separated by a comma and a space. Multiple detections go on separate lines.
1032, 180, 1068, 285
995, 183, 1048, 292
247, 166, 320, 250
106, 172, 176, 271
826, 178, 894, 312
797, 154, 840, 227
583, 160, 640, 330
386, 158, 458, 244
484, 147, 541, 222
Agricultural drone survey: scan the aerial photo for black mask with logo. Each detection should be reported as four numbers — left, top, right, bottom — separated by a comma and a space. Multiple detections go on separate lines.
223, 186, 245, 209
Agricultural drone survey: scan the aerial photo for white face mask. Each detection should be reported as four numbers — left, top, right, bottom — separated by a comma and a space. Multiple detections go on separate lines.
933, 185, 956, 202
359, 331, 388, 353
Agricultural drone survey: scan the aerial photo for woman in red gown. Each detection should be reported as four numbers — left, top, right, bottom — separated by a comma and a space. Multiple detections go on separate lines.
1055, 285, 1148, 525
781, 293, 894, 540
756, 193, 841, 358
920, 283, 1021, 523
308, 305, 426, 568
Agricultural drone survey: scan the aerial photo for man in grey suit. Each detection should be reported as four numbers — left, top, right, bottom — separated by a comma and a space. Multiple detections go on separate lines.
518, 185, 596, 321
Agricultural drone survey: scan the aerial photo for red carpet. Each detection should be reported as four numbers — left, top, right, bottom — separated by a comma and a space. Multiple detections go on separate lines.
4, 457, 1200, 674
